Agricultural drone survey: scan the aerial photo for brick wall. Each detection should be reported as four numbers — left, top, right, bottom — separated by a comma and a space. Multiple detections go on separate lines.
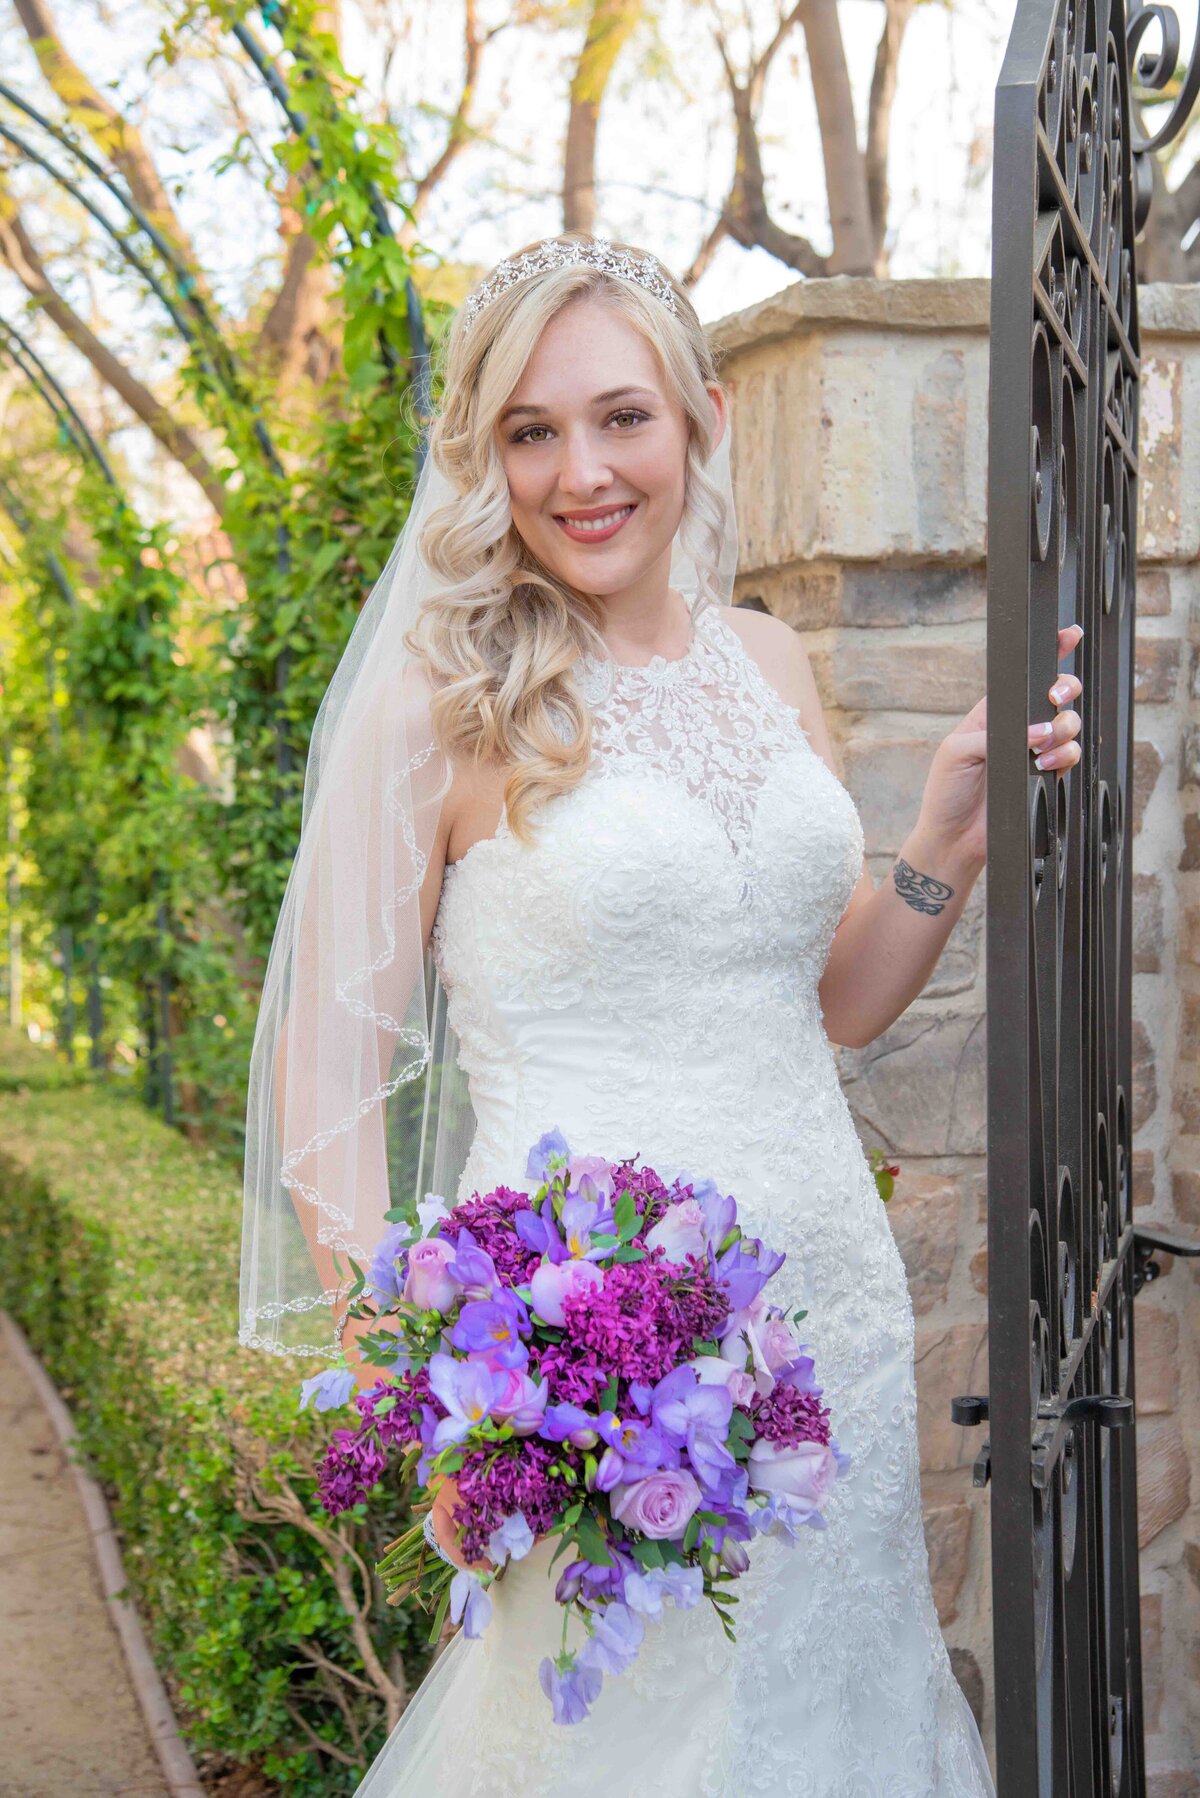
709, 277, 1200, 1785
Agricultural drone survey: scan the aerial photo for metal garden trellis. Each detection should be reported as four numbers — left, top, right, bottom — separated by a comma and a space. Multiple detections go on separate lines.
952, 1, 1200, 1791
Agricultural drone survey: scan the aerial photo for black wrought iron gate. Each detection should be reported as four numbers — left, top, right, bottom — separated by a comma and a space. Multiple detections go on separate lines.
953, 2, 1200, 1793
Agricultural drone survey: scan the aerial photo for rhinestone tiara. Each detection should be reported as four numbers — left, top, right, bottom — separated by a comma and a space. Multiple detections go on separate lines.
460, 238, 680, 334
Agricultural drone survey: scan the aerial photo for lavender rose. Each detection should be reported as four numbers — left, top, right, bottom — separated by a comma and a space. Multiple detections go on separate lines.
748, 1439, 839, 1516
644, 1199, 708, 1265
403, 1236, 460, 1313
610, 1469, 703, 1541
530, 1256, 603, 1327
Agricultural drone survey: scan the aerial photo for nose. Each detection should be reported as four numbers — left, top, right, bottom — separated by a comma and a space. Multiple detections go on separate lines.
556, 427, 614, 503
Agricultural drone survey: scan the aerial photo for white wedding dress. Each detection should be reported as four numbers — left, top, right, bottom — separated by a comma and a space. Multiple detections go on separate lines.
356, 602, 996, 1797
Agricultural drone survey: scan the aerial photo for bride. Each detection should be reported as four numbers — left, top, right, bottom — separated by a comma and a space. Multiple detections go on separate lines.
240, 234, 1083, 1795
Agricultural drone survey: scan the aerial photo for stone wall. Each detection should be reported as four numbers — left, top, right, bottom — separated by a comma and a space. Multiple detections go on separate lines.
708, 277, 1200, 1787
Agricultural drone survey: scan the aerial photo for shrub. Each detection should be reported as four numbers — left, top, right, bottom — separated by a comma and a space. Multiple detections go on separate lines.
0, 1031, 427, 1794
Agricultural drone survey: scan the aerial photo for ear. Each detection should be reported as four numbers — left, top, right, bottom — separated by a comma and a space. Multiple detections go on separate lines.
705, 382, 728, 457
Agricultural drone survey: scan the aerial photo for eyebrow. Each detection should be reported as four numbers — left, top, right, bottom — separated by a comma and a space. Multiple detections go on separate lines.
498, 385, 658, 424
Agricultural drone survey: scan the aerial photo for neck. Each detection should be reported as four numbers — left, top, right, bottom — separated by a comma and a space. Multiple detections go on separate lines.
592, 550, 691, 665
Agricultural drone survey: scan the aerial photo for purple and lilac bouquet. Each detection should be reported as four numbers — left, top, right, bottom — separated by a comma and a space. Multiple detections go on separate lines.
302, 1128, 850, 1725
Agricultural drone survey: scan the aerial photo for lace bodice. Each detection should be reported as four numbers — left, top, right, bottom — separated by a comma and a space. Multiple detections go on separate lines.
379, 602, 995, 1797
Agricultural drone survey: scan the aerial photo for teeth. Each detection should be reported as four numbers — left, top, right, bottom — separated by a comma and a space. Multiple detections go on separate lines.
561, 505, 633, 533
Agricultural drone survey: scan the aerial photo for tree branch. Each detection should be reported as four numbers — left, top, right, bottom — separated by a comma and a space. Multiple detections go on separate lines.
864, 0, 914, 266
0, 185, 226, 516
562, 0, 644, 234
801, 0, 876, 273
408, 0, 489, 224
11, 0, 214, 308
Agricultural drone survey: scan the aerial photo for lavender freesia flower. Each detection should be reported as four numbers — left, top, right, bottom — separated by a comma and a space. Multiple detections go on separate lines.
577, 1602, 644, 1676
650, 1366, 736, 1489
714, 1238, 784, 1314
446, 1226, 499, 1300
449, 1290, 530, 1367
594, 1412, 669, 1490
487, 1510, 535, 1567
366, 1222, 411, 1303
540, 1402, 600, 1449
559, 1191, 616, 1260
539, 1653, 602, 1725
622, 1564, 704, 1618
449, 1568, 493, 1638
527, 1127, 571, 1184
487, 1367, 549, 1435
427, 1353, 505, 1451
298, 1366, 357, 1413
514, 1207, 566, 1263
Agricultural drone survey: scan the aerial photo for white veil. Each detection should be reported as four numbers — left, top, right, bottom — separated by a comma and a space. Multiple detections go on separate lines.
238, 279, 739, 1361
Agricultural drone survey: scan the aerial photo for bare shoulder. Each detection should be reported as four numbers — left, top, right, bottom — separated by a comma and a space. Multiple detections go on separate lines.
719, 605, 825, 744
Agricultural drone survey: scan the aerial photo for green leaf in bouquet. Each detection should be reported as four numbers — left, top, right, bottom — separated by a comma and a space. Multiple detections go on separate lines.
657, 1539, 685, 1567
696, 1509, 728, 1527
373, 1393, 398, 1417
561, 1500, 584, 1528
692, 1337, 719, 1356
613, 1191, 638, 1239
792, 1307, 809, 1324
727, 1408, 755, 1442
682, 1517, 702, 1552
583, 1453, 599, 1490
632, 1539, 664, 1569
576, 1513, 614, 1567
599, 1375, 620, 1413
612, 1246, 647, 1264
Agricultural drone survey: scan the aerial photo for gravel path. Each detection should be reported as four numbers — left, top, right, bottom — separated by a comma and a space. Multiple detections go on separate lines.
0, 1323, 169, 1797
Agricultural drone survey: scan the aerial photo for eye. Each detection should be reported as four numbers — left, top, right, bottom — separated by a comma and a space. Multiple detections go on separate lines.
609, 409, 649, 428
511, 423, 552, 444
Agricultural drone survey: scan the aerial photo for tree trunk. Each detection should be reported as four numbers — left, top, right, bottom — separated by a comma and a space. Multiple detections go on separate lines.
563, 0, 644, 234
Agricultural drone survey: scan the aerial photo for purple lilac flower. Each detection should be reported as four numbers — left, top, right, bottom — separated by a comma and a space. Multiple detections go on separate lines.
577, 1602, 644, 1676
298, 1366, 357, 1413
559, 1259, 727, 1387
315, 1428, 388, 1516
750, 1381, 833, 1448
449, 1569, 493, 1638
539, 1654, 602, 1726
453, 1440, 575, 1566
427, 1353, 505, 1451
527, 1128, 571, 1184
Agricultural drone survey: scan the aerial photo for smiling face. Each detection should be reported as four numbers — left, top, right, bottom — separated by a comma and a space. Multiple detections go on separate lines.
497, 295, 713, 603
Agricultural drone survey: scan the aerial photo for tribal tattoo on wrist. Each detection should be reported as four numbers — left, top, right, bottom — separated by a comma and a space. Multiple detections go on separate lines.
892, 856, 954, 917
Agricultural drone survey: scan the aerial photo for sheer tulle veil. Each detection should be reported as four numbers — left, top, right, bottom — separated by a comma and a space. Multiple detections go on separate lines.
238, 244, 739, 1360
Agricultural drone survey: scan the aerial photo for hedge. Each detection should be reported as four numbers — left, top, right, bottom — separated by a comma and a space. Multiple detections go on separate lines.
0, 1028, 427, 1794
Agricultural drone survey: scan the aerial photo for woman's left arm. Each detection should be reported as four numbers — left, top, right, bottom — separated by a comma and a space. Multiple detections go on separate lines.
727, 611, 1085, 1051
819, 621, 1085, 1048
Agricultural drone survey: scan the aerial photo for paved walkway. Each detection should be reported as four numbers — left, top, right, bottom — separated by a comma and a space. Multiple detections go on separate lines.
0, 1323, 168, 1797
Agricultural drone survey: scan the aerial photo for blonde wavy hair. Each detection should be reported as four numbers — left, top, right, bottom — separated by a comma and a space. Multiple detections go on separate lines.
403, 233, 731, 845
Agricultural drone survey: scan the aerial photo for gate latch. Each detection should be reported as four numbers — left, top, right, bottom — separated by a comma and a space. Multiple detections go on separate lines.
1132, 1227, 1200, 1295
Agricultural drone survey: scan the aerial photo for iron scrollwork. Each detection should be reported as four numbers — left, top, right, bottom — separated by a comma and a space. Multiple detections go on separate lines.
954, 1, 1200, 1792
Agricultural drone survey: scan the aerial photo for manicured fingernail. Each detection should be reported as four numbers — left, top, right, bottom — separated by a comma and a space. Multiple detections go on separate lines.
1035, 752, 1056, 770
1029, 721, 1054, 741
1050, 680, 1071, 702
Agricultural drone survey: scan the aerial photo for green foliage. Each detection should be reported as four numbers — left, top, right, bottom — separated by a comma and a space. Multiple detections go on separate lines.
0, 1032, 429, 1794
